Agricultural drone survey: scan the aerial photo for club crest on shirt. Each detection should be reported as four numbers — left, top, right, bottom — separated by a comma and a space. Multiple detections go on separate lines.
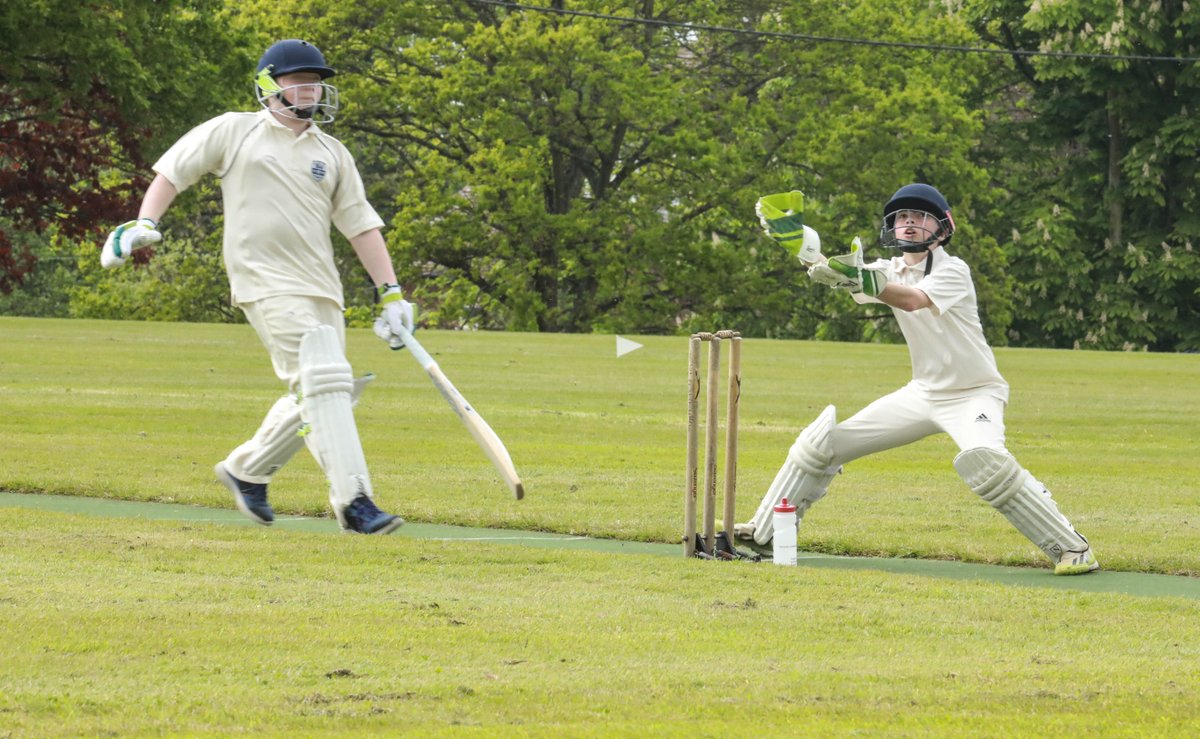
311, 160, 327, 182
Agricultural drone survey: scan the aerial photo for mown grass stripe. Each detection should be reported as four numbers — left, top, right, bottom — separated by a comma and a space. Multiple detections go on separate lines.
5, 490, 1198, 601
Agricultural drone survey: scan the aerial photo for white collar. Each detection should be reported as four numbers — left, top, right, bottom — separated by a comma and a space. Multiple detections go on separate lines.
259, 108, 319, 137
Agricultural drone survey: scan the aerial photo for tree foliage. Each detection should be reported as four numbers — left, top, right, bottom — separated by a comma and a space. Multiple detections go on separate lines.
6, 0, 1198, 350
252, 0, 995, 341
0, 0, 251, 302
970, 0, 1200, 350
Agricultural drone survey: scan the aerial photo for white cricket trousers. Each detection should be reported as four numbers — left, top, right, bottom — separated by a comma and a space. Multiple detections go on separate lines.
222, 295, 347, 483
831, 382, 1009, 465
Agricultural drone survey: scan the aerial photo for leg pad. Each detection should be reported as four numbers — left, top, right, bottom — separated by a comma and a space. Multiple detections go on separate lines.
955, 447, 1088, 561
744, 405, 840, 545
299, 325, 374, 515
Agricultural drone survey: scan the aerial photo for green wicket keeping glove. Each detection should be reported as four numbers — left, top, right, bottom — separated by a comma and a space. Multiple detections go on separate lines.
825, 237, 888, 297
755, 191, 822, 265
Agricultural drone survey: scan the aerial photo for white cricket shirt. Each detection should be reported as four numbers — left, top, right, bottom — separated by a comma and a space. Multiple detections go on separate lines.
153, 109, 384, 308
863, 250, 1009, 401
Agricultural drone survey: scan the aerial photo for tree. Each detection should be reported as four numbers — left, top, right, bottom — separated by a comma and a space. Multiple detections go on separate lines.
0, 0, 252, 300
969, 0, 1200, 350
743, 2, 1010, 343
252, 0, 1001, 340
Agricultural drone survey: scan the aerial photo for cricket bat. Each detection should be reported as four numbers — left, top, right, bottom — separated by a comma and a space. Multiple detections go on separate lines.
393, 326, 525, 500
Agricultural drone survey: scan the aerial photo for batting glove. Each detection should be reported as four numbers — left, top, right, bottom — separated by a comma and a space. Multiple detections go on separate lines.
101, 218, 161, 268
374, 284, 415, 350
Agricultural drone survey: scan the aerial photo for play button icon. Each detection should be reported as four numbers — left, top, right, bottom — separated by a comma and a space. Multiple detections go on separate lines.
616, 336, 643, 358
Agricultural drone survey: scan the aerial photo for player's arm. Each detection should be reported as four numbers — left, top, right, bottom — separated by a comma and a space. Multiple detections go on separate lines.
350, 228, 417, 350
102, 112, 231, 269
348, 228, 396, 287
874, 282, 932, 312
138, 174, 178, 223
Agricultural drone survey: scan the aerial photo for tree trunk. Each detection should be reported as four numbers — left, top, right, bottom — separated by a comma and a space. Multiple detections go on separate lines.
1106, 90, 1122, 248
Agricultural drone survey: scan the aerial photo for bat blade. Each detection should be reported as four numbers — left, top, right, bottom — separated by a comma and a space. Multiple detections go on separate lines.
394, 327, 524, 499
426, 364, 525, 500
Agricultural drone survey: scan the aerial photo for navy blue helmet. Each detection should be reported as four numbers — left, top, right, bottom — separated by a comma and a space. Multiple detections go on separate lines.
254, 40, 339, 123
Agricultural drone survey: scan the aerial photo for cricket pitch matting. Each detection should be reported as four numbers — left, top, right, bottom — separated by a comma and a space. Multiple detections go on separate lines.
3, 491, 1198, 601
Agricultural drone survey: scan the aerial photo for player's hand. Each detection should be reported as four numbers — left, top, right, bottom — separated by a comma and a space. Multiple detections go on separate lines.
101, 218, 161, 268
809, 237, 887, 296
826, 252, 861, 286
859, 266, 887, 297
808, 262, 853, 289
816, 264, 888, 296
810, 235, 862, 290
375, 285, 415, 351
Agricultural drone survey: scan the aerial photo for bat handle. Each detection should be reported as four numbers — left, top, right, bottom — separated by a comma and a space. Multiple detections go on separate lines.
394, 326, 436, 369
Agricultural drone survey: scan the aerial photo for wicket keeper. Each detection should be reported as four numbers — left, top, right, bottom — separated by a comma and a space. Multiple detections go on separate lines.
739, 184, 1099, 575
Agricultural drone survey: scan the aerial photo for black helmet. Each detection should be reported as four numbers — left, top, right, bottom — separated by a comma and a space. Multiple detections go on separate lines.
256, 39, 336, 80
254, 40, 339, 123
880, 183, 956, 252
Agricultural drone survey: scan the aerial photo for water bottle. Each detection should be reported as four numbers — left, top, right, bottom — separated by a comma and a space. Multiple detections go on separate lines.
773, 498, 798, 566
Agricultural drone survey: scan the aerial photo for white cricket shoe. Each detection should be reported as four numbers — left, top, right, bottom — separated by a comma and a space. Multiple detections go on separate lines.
1054, 547, 1100, 576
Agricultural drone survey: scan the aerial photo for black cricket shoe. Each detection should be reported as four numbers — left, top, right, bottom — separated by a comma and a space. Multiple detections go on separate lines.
214, 462, 274, 526
340, 495, 404, 535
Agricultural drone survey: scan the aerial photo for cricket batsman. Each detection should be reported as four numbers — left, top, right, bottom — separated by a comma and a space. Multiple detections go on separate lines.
101, 39, 415, 534
740, 184, 1099, 575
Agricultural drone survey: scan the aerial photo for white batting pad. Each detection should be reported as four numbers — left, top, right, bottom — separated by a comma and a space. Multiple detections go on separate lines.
746, 404, 840, 545
227, 375, 374, 482
299, 325, 374, 511
954, 447, 1088, 560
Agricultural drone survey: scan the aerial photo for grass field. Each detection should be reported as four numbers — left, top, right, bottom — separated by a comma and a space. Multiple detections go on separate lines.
2, 316, 1199, 735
